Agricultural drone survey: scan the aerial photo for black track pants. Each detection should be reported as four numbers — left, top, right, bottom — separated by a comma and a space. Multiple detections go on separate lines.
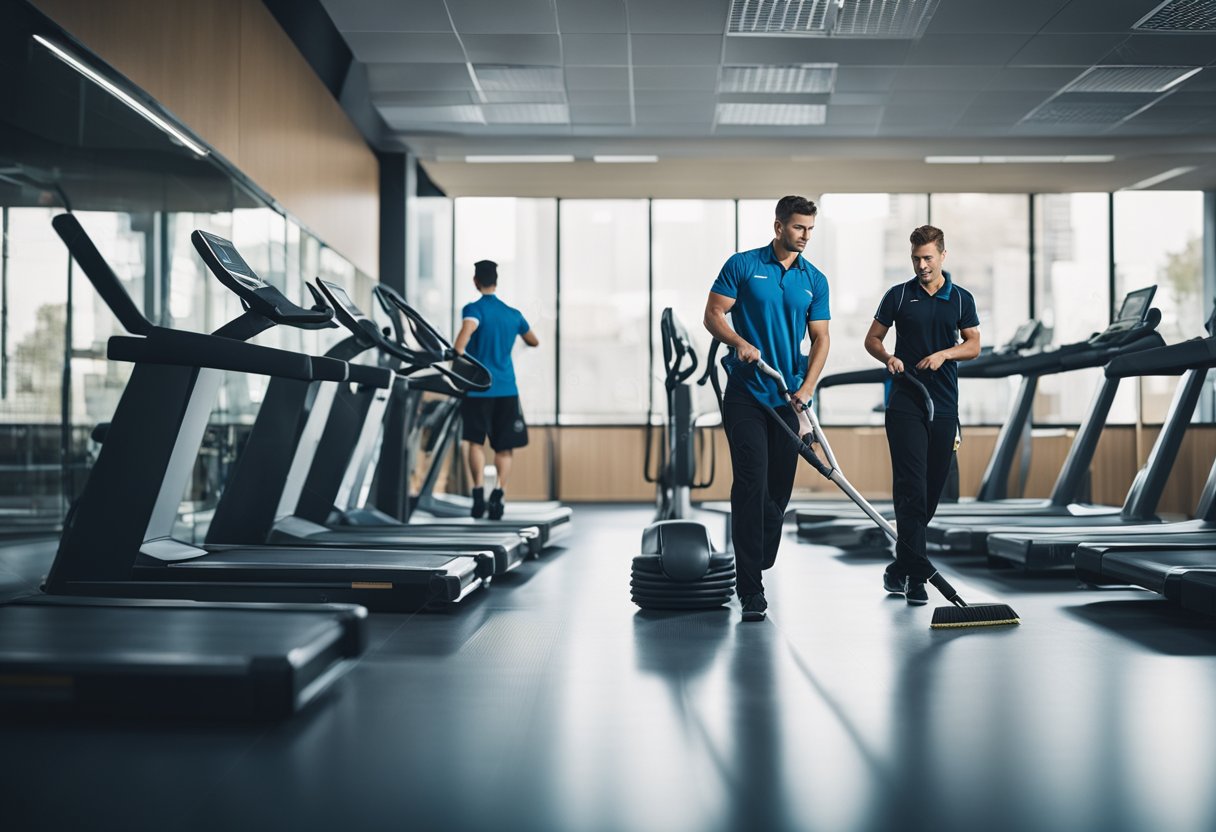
884, 407, 959, 582
724, 396, 800, 598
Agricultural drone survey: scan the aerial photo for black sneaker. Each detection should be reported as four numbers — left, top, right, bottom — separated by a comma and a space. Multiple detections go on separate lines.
471, 487, 486, 519
487, 488, 505, 520
740, 593, 768, 622
883, 571, 905, 595
905, 579, 929, 606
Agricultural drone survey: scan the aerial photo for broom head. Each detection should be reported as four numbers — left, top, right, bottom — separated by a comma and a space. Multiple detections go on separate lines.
931, 603, 1020, 629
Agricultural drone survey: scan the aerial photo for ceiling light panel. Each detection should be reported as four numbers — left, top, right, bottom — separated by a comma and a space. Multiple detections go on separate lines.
473, 66, 565, 92
719, 64, 838, 94
717, 102, 827, 125
1133, 0, 1216, 31
832, 0, 941, 37
728, 0, 832, 35
1063, 65, 1202, 94
481, 103, 570, 124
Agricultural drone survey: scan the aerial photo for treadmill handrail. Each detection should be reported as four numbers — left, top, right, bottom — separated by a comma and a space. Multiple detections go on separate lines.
52, 213, 154, 336
106, 329, 393, 386
1105, 336, 1216, 378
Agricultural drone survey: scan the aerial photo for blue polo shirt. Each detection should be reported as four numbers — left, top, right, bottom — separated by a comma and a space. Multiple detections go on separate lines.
711, 242, 831, 408
874, 272, 979, 416
461, 294, 530, 398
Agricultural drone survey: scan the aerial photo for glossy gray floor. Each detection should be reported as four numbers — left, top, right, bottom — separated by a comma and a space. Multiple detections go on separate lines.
4, 506, 1216, 832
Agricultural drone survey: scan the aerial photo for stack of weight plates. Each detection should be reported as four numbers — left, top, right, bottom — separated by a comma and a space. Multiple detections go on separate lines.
631, 520, 736, 610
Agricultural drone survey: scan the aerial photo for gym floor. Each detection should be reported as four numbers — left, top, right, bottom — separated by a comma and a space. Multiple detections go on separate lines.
3, 505, 1216, 832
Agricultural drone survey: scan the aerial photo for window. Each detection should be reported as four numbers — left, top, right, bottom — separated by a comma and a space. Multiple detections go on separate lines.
929, 194, 1031, 425
559, 200, 649, 423
454, 198, 557, 422
1115, 191, 1206, 423
408, 197, 453, 340
1033, 193, 1111, 425
650, 200, 736, 421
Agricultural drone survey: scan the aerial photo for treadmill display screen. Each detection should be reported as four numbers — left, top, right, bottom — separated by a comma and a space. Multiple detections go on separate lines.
321, 281, 366, 321
204, 233, 265, 290
1115, 287, 1154, 323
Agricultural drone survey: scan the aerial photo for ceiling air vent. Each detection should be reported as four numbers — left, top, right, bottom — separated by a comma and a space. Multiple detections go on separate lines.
1021, 99, 1149, 126
719, 64, 838, 94
727, 0, 939, 38
481, 103, 570, 125
716, 102, 827, 125
1063, 65, 1202, 93
1133, 0, 1216, 31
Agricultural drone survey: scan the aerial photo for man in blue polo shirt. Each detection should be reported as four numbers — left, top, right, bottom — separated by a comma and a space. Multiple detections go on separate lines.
704, 195, 831, 622
864, 225, 981, 605
453, 259, 539, 520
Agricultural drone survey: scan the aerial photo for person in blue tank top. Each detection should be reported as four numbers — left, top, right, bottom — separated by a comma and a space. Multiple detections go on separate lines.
704, 195, 832, 622
453, 260, 539, 519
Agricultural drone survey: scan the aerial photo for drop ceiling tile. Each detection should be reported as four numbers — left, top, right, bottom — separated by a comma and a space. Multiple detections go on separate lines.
564, 66, 631, 89
628, 0, 729, 34
905, 34, 1033, 66
462, 34, 563, 64
833, 66, 900, 93
445, 0, 558, 34
1103, 34, 1216, 67
723, 37, 912, 66
367, 62, 477, 91
569, 104, 634, 124
632, 65, 720, 90
630, 34, 725, 66
925, 0, 1072, 34
344, 32, 465, 63
636, 101, 716, 123
828, 92, 888, 105
633, 90, 717, 106
1007, 34, 1129, 66
985, 67, 1090, 91
321, 0, 452, 32
561, 34, 629, 65
556, 0, 628, 33
823, 105, 884, 127
372, 91, 478, 106
566, 88, 632, 105
888, 67, 999, 91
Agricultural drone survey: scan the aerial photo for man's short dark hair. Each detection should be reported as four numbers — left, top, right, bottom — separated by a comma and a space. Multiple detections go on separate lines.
775, 195, 818, 224
473, 259, 498, 287
910, 225, 945, 252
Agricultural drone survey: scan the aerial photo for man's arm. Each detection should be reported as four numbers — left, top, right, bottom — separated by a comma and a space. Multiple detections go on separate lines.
794, 320, 830, 403
453, 318, 479, 355
864, 319, 904, 374
703, 292, 759, 362
520, 329, 539, 347
916, 327, 981, 371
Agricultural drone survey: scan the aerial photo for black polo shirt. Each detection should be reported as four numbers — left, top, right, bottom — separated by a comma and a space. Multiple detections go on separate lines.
874, 272, 979, 416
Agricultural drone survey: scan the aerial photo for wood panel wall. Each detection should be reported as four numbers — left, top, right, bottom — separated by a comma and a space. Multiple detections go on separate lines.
506, 424, 1216, 518
32, 0, 379, 277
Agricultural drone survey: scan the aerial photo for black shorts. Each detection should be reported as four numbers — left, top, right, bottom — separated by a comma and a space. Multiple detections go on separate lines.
460, 395, 529, 451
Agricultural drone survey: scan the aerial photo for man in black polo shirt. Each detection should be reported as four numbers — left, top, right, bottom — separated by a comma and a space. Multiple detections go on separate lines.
864, 225, 980, 605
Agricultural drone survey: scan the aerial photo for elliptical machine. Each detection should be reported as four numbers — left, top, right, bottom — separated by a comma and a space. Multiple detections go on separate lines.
631, 309, 734, 611
643, 309, 715, 521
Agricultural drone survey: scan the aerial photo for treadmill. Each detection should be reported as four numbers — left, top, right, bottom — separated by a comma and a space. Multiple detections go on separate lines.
924, 287, 1168, 552
204, 275, 537, 576
987, 309, 1216, 569
791, 320, 1048, 545
371, 285, 574, 543
44, 215, 489, 612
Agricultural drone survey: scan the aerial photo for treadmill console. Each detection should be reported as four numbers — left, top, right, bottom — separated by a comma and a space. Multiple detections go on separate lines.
192, 231, 333, 328
1090, 285, 1157, 344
